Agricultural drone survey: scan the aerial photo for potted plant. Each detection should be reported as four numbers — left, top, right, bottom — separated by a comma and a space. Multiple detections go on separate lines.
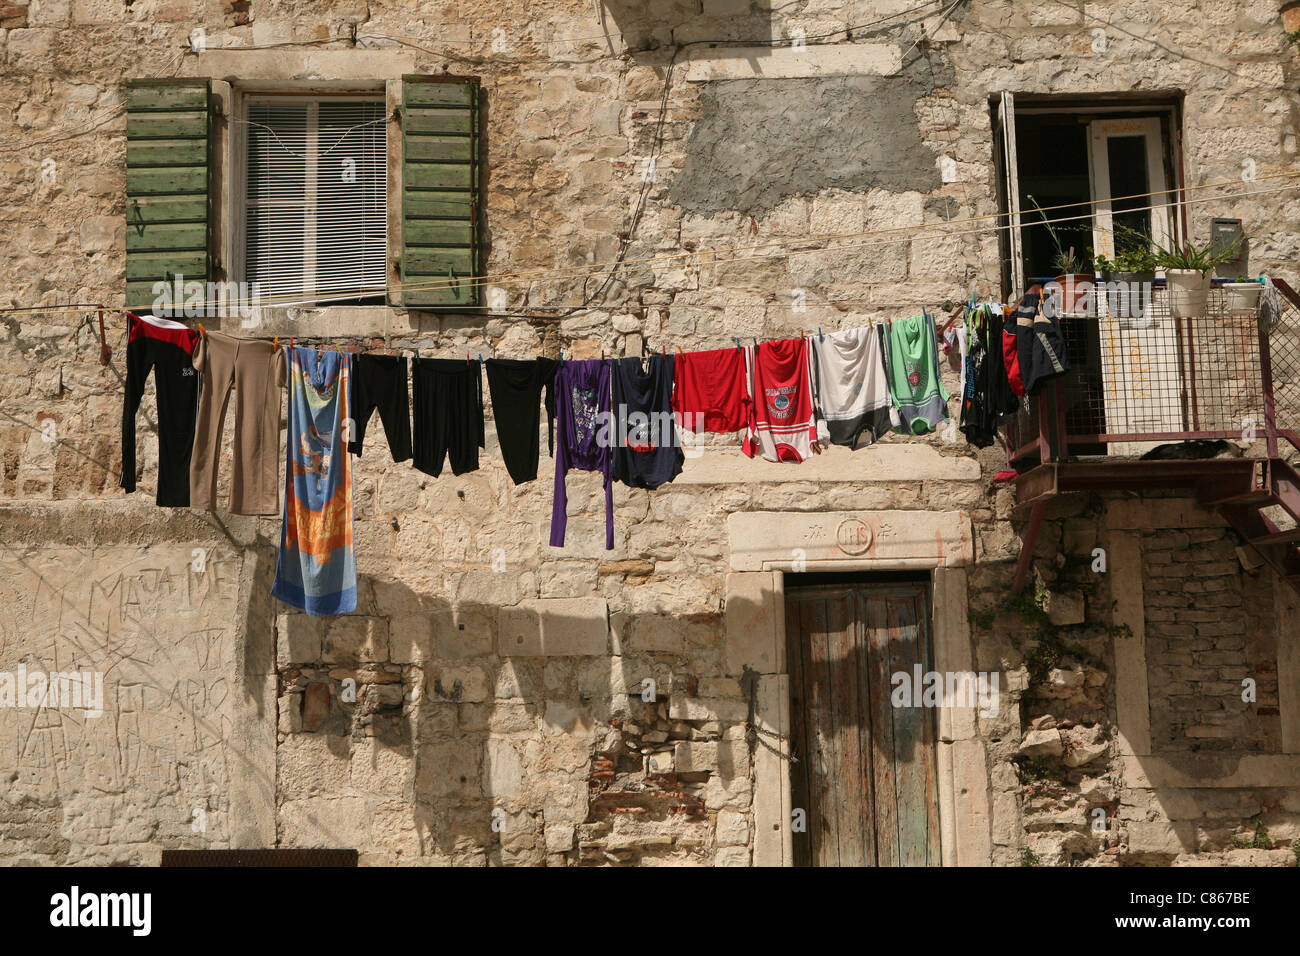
1027, 196, 1094, 314
1223, 277, 1263, 311
1095, 226, 1158, 319
1154, 234, 1244, 318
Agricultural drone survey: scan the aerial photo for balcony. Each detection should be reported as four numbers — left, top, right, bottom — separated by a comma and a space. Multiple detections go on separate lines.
1005, 278, 1300, 591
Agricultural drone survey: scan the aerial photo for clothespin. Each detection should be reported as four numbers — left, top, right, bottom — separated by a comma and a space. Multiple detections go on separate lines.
818, 327, 824, 342
677, 345, 684, 355
799, 327, 805, 340
478, 353, 483, 364
734, 337, 742, 352
660, 343, 665, 356
466, 350, 471, 365
197, 322, 206, 337
273, 336, 279, 349
752, 337, 758, 347
289, 335, 294, 350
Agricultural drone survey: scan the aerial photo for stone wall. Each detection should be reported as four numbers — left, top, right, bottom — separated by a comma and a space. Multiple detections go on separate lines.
2, 1, 1300, 866
1143, 525, 1281, 754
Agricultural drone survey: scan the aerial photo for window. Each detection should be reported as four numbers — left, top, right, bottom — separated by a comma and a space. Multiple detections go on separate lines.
993, 92, 1182, 293
245, 96, 388, 306
993, 93, 1187, 456
123, 77, 483, 313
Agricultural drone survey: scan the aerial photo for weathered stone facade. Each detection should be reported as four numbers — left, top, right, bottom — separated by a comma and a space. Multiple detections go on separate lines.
2, 1, 1300, 866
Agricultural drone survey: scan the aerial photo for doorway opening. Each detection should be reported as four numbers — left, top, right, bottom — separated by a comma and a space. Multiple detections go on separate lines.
784, 572, 940, 866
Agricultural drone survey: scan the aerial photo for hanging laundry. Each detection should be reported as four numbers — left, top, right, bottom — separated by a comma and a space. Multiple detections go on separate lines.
551, 359, 614, 549
485, 357, 559, 485
349, 353, 412, 462
671, 346, 749, 434
120, 314, 200, 507
881, 314, 950, 434
1014, 290, 1070, 395
744, 339, 820, 462
272, 347, 356, 617
411, 357, 485, 477
611, 354, 683, 489
809, 327, 894, 450
190, 329, 285, 515
1002, 310, 1026, 398
985, 305, 1021, 419
960, 315, 995, 448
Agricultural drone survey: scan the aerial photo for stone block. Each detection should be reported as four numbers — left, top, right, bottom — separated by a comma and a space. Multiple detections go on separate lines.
485, 738, 523, 797
277, 613, 322, 665
716, 808, 749, 846
1127, 820, 1193, 856
497, 598, 609, 656
1046, 591, 1085, 626
322, 616, 389, 663
725, 571, 780, 675
426, 664, 491, 704
1018, 728, 1063, 758
674, 740, 717, 772
728, 509, 974, 571
431, 607, 496, 659
668, 696, 748, 723
714, 845, 751, 866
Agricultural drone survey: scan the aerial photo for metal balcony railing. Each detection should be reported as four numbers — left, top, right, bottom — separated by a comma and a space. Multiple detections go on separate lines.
1006, 279, 1300, 465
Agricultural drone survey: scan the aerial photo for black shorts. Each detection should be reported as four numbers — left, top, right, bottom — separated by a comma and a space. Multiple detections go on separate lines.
349, 353, 412, 462
412, 357, 485, 477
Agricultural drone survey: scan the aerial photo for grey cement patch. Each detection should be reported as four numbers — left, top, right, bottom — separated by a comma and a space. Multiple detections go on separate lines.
669, 64, 946, 218
926, 195, 961, 221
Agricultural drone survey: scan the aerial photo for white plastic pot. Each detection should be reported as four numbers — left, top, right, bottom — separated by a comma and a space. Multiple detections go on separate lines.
1224, 281, 1262, 311
1165, 269, 1211, 318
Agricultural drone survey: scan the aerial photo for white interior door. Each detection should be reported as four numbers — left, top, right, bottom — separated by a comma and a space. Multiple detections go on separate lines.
1089, 117, 1183, 455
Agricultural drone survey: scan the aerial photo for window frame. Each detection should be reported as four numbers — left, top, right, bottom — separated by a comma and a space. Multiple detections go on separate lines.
241, 91, 389, 307
992, 92, 1187, 300
225, 81, 395, 316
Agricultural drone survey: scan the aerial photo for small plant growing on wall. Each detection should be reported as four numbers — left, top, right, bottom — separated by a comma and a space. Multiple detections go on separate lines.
1231, 814, 1274, 850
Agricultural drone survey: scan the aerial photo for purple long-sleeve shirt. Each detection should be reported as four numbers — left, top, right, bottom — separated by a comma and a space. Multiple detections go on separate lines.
549, 359, 614, 549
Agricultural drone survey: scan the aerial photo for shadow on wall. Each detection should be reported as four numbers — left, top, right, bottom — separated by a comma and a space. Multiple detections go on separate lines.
269, 567, 755, 866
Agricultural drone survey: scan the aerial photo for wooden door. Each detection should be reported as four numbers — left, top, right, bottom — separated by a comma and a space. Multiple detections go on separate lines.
786, 583, 941, 867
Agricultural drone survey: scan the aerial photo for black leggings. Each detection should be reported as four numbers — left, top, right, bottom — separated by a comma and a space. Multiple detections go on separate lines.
121, 335, 199, 507
349, 354, 412, 462
412, 357, 485, 477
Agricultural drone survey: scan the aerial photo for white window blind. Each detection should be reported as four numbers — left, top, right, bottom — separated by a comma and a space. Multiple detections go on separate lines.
246, 98, 387, 305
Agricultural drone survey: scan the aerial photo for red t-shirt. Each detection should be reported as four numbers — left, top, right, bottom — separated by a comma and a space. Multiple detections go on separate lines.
672, 347, 748, 433
744, 338, 819, 463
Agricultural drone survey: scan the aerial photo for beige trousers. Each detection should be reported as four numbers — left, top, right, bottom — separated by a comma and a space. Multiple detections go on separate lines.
189, 331, 285, 515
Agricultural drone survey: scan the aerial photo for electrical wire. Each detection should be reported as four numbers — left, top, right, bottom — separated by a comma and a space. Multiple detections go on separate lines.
117, 169, 1298, 311
11, 171, 1293, 319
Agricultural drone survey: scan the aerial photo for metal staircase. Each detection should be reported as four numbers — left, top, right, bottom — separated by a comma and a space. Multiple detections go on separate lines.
1208, 455, 1300, 585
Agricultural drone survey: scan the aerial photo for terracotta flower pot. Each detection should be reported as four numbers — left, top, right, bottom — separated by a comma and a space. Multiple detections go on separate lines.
1052, 273, 1095, 314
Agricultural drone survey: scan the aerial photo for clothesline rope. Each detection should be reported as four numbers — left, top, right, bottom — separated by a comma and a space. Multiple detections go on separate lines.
112, 171, 1300, 310
4, 171, 1296, 318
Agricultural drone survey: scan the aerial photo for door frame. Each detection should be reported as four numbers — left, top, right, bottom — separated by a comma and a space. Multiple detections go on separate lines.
784, 578, 942, 867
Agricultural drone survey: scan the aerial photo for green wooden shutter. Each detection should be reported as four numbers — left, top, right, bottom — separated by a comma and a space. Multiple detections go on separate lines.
125, 79, 214, 313
399, 76, 482, 308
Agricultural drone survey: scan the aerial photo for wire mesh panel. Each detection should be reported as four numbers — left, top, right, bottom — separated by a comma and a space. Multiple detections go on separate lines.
1011, 285, 1276, 459
1267, 286, 1300, 440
